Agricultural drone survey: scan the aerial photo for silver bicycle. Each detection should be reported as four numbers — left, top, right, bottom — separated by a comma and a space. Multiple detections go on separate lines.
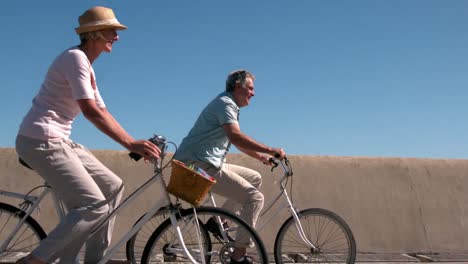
0, 134, 268, 264
127, 156, 357, 263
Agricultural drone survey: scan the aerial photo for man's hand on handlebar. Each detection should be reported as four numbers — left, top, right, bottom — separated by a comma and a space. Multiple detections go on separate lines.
128, 140, 161, 161
272, 148, 286, 160
259, 155, 273, 165
260, 147, 286, 166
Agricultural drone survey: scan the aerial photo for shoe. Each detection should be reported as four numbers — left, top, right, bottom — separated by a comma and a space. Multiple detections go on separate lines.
230, 256, 254, 264
205, 217, 235, 242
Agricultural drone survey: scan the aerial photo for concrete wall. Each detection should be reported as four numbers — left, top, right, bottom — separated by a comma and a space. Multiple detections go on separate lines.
1, 147, 467, 254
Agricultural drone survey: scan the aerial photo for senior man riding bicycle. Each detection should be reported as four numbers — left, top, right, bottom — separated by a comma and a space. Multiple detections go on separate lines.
174, 69, 286, 264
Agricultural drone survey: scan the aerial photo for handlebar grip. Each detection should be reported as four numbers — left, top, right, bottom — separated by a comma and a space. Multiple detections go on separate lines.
129, 152, 142, 161
274, 153, 288, 161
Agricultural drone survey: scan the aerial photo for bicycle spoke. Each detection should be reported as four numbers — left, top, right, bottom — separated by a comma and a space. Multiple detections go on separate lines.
0, 203, 46, 261
275, 208, 356, 263
141, 207, 268, 264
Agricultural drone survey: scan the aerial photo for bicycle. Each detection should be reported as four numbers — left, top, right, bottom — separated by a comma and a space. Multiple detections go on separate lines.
0, 134, 268, 264
127, 156, 357, 263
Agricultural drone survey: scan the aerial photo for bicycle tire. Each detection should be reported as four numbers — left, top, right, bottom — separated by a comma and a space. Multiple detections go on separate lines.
141, 207, 211, 264
274, 208, 356, 264
0, 202, 47, 262
125, 208, 169, 264
141, 206, 268, 264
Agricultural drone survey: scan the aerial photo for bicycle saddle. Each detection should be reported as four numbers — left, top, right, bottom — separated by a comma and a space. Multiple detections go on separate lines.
18, 158, 33, 170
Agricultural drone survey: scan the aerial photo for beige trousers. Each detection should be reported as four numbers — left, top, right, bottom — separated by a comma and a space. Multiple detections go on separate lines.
15, 135, 124, 264
189, 160, 264, 246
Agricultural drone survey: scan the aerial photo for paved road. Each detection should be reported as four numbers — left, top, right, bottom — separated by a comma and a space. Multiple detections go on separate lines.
3, 252, 467, 263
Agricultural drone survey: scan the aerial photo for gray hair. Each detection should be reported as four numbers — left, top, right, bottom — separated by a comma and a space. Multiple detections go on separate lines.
225, 69, 256, 92
79, 30, 107, 45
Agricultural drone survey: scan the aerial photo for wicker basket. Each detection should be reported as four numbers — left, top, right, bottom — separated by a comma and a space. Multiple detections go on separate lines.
167, 160, 216, 207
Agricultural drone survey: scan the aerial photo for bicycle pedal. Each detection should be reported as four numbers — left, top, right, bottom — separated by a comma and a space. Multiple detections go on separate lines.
205, 217, 235, 242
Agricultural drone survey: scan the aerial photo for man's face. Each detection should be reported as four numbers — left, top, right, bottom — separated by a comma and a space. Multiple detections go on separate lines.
233, 77, 255, 107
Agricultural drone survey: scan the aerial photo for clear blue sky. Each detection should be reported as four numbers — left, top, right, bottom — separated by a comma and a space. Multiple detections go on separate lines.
1, 1, 468, 158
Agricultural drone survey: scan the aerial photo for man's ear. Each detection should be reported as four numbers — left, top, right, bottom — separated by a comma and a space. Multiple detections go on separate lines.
233, 81, 241, 92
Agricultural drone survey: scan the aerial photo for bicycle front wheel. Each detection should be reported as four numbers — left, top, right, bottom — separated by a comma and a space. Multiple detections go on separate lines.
125, 208, 169, 264
141, 206, 268, 264
274, 208, 356, 264
0, 202, 47, 262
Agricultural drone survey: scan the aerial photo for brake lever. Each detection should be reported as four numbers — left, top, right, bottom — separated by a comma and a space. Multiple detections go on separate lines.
269, 157, 279, 172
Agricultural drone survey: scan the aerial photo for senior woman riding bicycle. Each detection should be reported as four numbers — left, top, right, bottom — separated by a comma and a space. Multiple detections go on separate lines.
15, 6, 160, 264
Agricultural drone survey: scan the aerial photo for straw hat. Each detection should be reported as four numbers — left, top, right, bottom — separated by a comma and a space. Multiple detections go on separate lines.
75, 6, 127, 34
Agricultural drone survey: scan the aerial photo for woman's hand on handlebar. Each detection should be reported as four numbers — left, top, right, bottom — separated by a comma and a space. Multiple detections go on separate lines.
128, 140, 161, 161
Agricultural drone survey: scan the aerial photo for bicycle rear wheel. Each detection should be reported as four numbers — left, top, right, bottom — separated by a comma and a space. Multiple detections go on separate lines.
0, 202, 46, 262
141, 206, 268, 264
274, 208, 356, 264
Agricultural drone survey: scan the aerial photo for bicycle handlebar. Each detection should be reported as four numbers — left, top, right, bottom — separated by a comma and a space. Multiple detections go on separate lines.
128, 134, 168, 162
129, 152, 142, 161
268, 157, 279, 167
128, 133, 293, 178
269, 156, 293, 176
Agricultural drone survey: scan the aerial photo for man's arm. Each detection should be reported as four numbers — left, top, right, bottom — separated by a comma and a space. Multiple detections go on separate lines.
237, 145, 272, 164
223, 122, 285, 159
77, 99, 160, 159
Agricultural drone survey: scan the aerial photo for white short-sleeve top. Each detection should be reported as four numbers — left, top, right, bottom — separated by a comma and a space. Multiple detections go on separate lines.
18, 47, 106, 140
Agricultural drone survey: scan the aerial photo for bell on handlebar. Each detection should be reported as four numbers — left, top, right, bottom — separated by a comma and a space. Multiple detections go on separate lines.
149, 134, 167, 151
149, 134, 167, 168
128, 134, 167, 162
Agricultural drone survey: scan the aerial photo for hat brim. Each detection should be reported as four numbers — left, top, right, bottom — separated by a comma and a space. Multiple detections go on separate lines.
75, 23, 127, 34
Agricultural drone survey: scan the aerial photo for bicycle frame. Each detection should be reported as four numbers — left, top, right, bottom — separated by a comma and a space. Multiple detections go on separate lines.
1, 135, 206, 264
96, 163, 201, 264
208, 158, 318, 251
0, 186, 66, 254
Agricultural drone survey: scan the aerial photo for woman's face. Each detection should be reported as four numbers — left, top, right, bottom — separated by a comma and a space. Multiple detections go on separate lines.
98, 28, 119, 53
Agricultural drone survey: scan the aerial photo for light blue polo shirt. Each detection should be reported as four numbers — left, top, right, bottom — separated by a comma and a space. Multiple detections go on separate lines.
174, 92, 239, 168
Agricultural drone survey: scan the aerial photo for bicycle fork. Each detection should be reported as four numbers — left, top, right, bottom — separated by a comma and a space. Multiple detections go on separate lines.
168, 207, 207, 264
282, 186, 319, 251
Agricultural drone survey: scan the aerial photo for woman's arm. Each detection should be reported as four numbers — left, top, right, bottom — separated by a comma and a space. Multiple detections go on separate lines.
78, 99, 160, 159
